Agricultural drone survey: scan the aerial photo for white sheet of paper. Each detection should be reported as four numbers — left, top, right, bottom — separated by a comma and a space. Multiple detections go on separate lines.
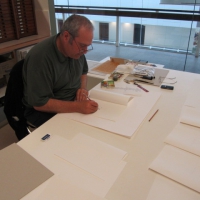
184, 79, 200, 109
146, 175, 200, 200
115, 64, 135, 74
154, 68, 169, 86
149, 145, 200, 193
37, 176, 106, 200
90, 98, 126, 121
55, 133, 127, 180
30, 134, 126, 198
180, 106, 200, 128
123, 84, 142, 96
165, 123, 200, 156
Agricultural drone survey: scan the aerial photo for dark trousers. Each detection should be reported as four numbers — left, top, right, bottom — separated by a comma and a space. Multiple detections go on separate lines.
24, 108, 56, 128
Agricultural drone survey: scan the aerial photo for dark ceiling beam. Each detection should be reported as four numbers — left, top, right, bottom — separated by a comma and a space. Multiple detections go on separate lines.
55, 7, 200, 21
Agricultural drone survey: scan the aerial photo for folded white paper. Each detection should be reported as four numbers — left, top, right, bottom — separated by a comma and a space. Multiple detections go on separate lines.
89, 88, 133, 121
165, 123, 200, 156
184, 79, 200, 109
90, 88, 133, 105
180, 106, 200, 128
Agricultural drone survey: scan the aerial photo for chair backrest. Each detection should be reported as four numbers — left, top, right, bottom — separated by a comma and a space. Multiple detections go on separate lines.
4, 59, 29, 140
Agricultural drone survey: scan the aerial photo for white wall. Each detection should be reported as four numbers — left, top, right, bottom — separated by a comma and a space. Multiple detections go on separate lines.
91, 21, 99, 40
145, 25, 195, 49
121, 23, 134, 44
109, 22, 117, 42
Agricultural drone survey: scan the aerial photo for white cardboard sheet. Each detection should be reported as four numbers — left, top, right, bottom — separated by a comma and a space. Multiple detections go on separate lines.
0, 144, 54, 200
149, 145, 200, 193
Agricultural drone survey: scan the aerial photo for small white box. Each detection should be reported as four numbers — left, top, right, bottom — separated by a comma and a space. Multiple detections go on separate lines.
16, 45, 35, 61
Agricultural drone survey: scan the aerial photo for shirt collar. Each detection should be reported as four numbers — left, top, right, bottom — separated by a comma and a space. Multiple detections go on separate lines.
54, 33, 68, 63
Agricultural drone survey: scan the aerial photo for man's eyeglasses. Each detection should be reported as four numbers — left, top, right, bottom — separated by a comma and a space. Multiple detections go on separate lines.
68, 32, 93, 53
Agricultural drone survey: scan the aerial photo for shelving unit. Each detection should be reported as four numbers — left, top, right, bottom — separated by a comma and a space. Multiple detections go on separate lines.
0, 0, 51, 55
0, 0, 51, 129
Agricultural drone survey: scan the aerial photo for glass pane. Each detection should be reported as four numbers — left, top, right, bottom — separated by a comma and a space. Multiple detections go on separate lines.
54, 0, 200, 73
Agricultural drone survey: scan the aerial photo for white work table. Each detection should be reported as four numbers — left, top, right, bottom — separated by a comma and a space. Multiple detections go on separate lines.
18, 69, 200, 200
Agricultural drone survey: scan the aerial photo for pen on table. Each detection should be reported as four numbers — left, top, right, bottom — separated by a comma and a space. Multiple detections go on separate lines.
83, 93, 100, 110
149, 109, 159, 122
86, 96, 91, 101
83, 93, 91, 100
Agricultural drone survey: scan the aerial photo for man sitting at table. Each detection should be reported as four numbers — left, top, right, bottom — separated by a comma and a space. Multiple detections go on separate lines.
22, 14, 98, 127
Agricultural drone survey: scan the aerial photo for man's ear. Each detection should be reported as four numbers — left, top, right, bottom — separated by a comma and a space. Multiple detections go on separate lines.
63, 31, 70, 41
64, 31, 73, 45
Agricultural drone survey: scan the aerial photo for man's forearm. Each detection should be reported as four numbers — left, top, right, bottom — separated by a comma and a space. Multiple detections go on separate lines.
34, 75, 89, 113
33, 97, 98, 114
34, 99, 79, 113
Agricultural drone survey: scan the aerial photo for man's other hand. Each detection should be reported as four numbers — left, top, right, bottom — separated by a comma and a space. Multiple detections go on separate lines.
76, 88, 88, 101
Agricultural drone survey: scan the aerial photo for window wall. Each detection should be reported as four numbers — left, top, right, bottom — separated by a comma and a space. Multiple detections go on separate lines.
54, 0, 200, 73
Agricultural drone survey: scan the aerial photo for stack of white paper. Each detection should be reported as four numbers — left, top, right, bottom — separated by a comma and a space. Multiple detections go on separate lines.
148, 79, 200, 198
65, 86, 161, 138
180, 79, 200, 128
166, 78, 200, 156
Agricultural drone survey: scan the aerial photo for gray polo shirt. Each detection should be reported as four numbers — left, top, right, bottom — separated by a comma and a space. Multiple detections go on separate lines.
22, 34, 88, 108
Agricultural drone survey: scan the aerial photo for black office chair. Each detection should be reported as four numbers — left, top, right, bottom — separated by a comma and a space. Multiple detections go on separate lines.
4, 59, 34, 140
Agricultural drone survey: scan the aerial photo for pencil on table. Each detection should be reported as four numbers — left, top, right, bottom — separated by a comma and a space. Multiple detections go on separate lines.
149, 109, 159, 122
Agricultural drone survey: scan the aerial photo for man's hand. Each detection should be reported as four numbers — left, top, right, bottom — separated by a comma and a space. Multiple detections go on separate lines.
78, 100, 98, 114
76, 88, 88, 101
